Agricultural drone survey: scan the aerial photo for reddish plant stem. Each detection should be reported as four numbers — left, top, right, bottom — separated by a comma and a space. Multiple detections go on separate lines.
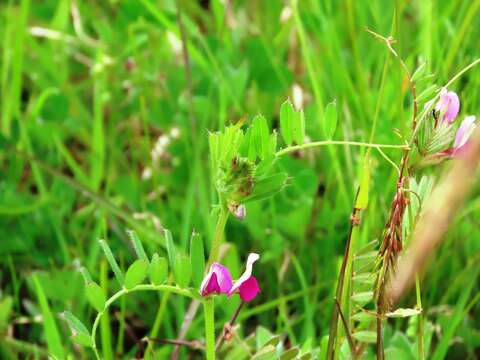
326, 190, 361, 360
216, 300, 245, 351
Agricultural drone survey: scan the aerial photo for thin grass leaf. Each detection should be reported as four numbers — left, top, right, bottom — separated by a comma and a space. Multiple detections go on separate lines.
356, 239, 379, 255
127, 230, 149, 263
99, 239, 124, 286
164, 229, 176, 270
32, 275, 65, 359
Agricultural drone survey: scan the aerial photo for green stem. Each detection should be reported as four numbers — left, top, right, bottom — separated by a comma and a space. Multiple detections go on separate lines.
275, 140, 408, 157
90, 285, 197, 359
2, 337, 49, 357
415, 274, 424, 360
203, 298, 215, 360
207, 207, 229, 265
144, 292, 171, 359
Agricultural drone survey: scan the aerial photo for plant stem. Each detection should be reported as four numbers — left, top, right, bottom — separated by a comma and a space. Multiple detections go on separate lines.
203, 298, 216, 360
145, 292, 171, 359
415, 273, 424, 360
327, 204, 360, 360
90, 285, 196, 359
275, 141, 407, 157
207, 206, 229, 265
216, 301, 245, 350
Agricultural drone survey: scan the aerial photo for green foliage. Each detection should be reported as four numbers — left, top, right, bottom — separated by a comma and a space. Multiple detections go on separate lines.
323, 100, 338, 140
165, 229, 177, 270
62, 311, 92, 347
0, 296, 13, 331
174, 254, 192, 288
280, 100, 305, 146
190, 232, 205, 287
99, 240, 124, 286
149, 254, 168, 286
124, 260, 149, 290
32, 275, 65, 359
85, 282, 106, 312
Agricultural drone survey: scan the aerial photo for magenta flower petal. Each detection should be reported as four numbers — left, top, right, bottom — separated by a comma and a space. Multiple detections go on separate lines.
454, 115, 477, 153
229, 253, 260, 297
200, 263, 233, 296
435, 88, 460, 123
238, 276, 260, 302
202, 272, 221, 295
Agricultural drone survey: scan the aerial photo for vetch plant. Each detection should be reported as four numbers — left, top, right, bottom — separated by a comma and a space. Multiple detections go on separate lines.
61, 97, 409, 359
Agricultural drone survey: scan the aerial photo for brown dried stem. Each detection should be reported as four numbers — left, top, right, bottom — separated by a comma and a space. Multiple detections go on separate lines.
387, 129, 480, 304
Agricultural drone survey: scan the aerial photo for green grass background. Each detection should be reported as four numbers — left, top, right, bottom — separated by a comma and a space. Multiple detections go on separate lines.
1, 0, 479, 358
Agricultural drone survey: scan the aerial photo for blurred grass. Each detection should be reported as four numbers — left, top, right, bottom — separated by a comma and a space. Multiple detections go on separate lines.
0, 0, 479, 358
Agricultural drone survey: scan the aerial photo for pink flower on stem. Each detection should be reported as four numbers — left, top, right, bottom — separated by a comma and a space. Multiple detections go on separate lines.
200, 253, 261, 302
200, 263, 233, 296
435, 88, 460, 124
453, 115, 477, 154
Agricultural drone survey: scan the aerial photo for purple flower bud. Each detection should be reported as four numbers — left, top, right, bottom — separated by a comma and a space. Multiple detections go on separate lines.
454, 115, 477, 154
435, 88, 460, 123
200, 263, 233, 296
234, 204, 246, 220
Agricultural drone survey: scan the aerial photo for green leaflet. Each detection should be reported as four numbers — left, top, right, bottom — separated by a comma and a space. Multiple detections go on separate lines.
62, 311, 92, 347
280, 100, 295, 146
165, 229, 177, 270
149, 254, 168, 286
124, 260, 149, 290
190, 232, 205, 287
322, 100, 338, 139
86, 282, 106, 312
174, 254, 192, 288
279, 100, 305, 146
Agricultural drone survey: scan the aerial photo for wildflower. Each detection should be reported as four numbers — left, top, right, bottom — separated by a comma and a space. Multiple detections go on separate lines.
200, 253, 261, 302
435, 88, 460, 124
200, 263, 233, 296
234, 204, 247, 220
453, 115, 477, 154
229, 253, 261, 301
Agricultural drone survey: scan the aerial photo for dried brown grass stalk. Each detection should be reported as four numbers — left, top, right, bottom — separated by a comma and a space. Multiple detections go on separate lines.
387, 129, 480, 304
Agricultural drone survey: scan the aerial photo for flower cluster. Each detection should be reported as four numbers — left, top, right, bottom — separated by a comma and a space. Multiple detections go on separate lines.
200, 253, 261, 302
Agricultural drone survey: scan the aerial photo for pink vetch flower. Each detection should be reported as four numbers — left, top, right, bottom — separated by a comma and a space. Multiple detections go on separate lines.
228, 253, 261, 302
200, 253, 261, 302
200, 263, 233, 296
435, 88, 460, 124
234, 204, 247, 221
453, 115, 477, 154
